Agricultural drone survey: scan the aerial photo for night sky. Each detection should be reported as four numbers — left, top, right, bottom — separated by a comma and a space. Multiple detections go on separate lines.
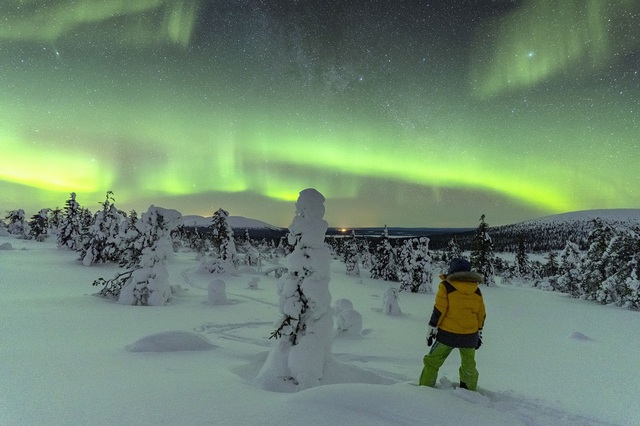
1, 0, 639, 227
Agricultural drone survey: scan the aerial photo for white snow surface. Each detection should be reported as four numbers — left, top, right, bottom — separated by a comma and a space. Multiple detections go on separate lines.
2, 236, 638, 426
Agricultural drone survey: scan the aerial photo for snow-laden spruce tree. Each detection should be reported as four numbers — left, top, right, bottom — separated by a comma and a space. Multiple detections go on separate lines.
57, 192, 82, 250
543, 251, 559, 278
344, 230, 360, 277
444, 237, 463, 263
596, 227, 640, 307
471, 214, 495, 285
28, 209, 50, 242
79, 191, 126, 266
256, 188, 333, 392
399, 237, 433, 293
515, 238, 532, 280
579, 219, 615, 299
48, 207, 62, 231
553, 240, 583, 296
370, 226, 398, 281
202, 208, 237, 274
5, 209, 29, 238
116, 206, 181, 306
93, 206, 181, 305
6, 209, 30, 239
359, 238, 373, 269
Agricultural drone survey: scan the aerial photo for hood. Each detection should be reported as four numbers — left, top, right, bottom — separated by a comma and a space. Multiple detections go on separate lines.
439, 271, 484, 295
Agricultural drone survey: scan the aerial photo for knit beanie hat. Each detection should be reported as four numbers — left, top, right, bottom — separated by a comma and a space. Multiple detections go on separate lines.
448, 258, 471, 274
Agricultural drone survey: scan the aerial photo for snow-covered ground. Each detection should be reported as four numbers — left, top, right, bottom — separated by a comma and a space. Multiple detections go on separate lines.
1, 236, 638, 425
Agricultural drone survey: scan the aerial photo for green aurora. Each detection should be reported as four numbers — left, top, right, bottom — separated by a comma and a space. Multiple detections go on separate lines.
1, 0, 638, 227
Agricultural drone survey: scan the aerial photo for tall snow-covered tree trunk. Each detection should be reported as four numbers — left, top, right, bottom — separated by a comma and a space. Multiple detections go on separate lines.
256, 188, 333, 392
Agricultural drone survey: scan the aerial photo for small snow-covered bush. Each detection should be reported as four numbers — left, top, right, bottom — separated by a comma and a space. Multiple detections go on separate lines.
201, 257, 238, 275
334, 298, 353, 314
208, 279, 228, 305
247, 277, 260, 289
118, 261, 172, 306
382, 287, 402, 315
335, 309, 363, 337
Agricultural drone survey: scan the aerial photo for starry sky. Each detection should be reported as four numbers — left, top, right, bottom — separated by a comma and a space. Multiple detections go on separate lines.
1, 0, 639, 228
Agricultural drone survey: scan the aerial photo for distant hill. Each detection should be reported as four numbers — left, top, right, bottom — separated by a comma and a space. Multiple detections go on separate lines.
182, 215, 284, 231
517, 209, 640, 227
430, 209, 640, 253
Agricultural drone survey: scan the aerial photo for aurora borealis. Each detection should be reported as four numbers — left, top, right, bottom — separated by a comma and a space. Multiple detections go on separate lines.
1, 1, 639, 227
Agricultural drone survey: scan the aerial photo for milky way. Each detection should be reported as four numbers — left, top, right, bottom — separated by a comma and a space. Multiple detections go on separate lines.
1, 0, 638, 227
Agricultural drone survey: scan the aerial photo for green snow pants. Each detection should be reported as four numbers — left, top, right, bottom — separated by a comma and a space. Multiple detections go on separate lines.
419, 341, 478, 391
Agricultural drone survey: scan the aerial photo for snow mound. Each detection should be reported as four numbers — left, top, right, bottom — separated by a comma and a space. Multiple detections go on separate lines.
125, 331, 216, 352
240, 351, 396, 391
0, 242, 13, 250
567, 331, 594, 342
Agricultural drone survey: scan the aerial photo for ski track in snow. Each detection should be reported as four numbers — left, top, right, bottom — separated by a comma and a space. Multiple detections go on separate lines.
437, 378, 616, 426
180, 266, 278, 307
194, 321, 274, 348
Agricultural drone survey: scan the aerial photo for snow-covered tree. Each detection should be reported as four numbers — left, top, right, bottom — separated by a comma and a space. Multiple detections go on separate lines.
93, 206, 181, 305
335, 308, 363, 337
579, 219, 615, 299
48, 207, 62, 231
202, 208, 237, 274
5, 209, 29, 238
208, 279, 228, 305
359, 238, 373, 270
343, 230, 360, 277
596, 228, 640, 307
543, 251, 559, 277
619, 269, 640, 310
115, 210, 143, 268
444, 237, 463, 263
382, 286, 402, 315
515, 237, 531, 279
57, 192, 82, 250
399, 237, 433, 294
79, 191, 126, 266
370, 226, 398, 281
471, 214, 495, 285
553, 240, 583, 296
257, 188, 333, 391
28, 209, 50, 242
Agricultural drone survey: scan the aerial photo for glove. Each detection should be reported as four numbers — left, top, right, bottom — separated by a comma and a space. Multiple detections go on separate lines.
476, 329, 483, 350
426, 325, 437, 346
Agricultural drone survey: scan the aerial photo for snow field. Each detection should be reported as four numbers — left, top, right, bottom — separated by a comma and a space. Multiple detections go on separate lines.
1, 236, 637, 425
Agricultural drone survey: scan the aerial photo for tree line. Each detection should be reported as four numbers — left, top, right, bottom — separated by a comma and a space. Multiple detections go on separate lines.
3, 193, 638, 310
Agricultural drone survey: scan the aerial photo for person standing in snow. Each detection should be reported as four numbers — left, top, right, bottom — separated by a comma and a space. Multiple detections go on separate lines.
419, 258, 486, 391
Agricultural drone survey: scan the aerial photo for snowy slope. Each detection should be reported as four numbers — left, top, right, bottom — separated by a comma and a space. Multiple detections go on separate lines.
522, 209, 640, 226
182, 215, 283, 230
1, 236, 637, 425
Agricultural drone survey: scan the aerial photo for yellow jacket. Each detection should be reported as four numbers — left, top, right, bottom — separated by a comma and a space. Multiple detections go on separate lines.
428, 271, 486, 348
